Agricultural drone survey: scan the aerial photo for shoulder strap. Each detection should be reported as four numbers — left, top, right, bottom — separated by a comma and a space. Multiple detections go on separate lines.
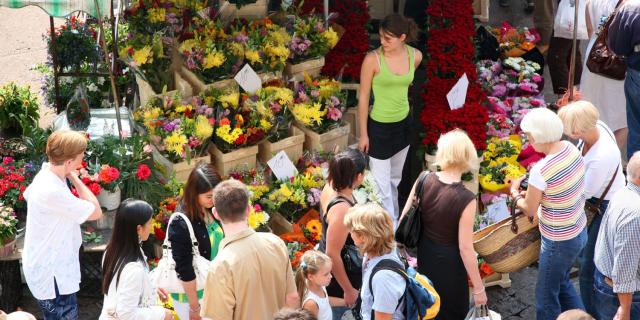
368, 259, 407, 319
412, 171, 430, 207
165, 212, 201, 256
595, 164, 620, 207
373, 50, 381, 69
325, 196, 355, 218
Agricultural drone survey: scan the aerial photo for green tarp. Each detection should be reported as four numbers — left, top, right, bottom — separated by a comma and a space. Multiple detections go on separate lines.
0, 0, 108, 18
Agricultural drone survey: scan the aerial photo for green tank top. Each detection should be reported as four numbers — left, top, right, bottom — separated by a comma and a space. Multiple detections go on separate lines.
370, 45, 415, 123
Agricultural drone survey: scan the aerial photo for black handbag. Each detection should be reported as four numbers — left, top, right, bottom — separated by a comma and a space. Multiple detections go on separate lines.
395, 171, 429, 248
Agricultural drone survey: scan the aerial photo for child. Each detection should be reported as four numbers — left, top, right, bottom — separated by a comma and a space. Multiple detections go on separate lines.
295, 250, 345, 320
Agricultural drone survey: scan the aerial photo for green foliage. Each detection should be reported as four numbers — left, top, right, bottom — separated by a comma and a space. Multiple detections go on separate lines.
46, 17, 99, 71
0, 82, 40, 134
229, 0, 258, 8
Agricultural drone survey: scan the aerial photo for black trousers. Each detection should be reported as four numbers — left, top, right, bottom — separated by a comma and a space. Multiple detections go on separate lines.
418, 236, 469, 320
548, 35, 583, 94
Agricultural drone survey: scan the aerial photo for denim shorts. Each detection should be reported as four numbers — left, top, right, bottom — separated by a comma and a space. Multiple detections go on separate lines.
35, 281, 78, 320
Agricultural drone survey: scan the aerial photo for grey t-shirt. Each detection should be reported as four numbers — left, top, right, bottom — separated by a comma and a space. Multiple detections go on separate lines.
360, 250, 406, 320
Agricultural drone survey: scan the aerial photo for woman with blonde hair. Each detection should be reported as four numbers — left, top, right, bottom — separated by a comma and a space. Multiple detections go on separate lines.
511, 108, 587, 320
400, 129, 487, 319
344, 203, 405, 320
558, 100, 625, 316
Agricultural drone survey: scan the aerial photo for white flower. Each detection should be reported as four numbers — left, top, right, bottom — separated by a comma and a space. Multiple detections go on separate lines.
87, 83, 98, 92
98, 77, 105, 85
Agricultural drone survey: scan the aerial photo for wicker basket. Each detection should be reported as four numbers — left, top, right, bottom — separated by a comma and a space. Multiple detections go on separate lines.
473, 204, 541, 273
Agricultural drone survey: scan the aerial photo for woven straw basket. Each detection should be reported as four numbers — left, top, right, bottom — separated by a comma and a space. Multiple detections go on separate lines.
473, 205, 541, 273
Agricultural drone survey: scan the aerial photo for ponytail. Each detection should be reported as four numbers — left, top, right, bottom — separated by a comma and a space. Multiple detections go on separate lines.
295, 265, 308, 308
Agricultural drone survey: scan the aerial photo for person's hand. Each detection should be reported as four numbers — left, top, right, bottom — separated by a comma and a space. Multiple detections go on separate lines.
344, 287, 359, 307
510, 175, 527, 196
163, 309, 174, 320
358, 136, 369, 154
614, 306, 630, 320
189, 304, 202, 320
473, 289, 488, 306
157, 288, 169, 303
66, 169, 80, 181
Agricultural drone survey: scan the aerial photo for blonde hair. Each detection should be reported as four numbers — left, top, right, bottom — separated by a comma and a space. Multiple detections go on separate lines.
556, 309, 594, 320
520, 108, 564, 144
434, 129, 479, 172
295, 250, 332, 306
344, 203, 394, 257
46, 130, 88, 165
558, 101, 599, 135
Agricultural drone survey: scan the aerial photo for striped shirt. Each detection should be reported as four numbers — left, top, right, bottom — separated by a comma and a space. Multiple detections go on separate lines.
594, 182, 640, 293
529, 141, 587, 241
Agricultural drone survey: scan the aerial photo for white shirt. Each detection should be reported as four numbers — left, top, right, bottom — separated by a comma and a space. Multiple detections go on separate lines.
303, 287, 332, 320
100, 259, 166, 320
22, 163, 95, 300
579, 121, 626, 200
360, 251, 406, 320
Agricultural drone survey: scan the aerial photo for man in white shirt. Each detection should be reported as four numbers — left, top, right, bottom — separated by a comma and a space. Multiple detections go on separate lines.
22, 130, 102, 319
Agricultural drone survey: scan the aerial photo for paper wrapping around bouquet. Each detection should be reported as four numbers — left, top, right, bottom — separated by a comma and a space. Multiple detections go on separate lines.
274, 208, 322, 240
179, 66, 281, 95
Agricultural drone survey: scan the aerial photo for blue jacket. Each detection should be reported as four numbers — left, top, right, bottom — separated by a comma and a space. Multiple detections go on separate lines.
608, 0, 640, 70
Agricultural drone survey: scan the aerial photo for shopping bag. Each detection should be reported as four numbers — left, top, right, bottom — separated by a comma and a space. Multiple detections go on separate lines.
465, 305, 502, 320
553, 0, 588, 40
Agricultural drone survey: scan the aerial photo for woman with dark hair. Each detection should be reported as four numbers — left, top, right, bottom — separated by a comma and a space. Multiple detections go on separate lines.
318, 148, 367, 319
100, 199, 173, 320
358, 13, 422, 228
167, 163, 223, 320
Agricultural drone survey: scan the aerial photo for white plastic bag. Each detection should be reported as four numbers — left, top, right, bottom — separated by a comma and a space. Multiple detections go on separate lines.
554, 0, 589, 40
465, 305, 502, 320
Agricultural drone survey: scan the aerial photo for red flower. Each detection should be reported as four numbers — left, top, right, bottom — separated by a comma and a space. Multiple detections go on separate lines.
154, 226, 166, 241
136, 164, 152, 181
88, 183, 102, 195
99, 166, 120, 184
71, 188, 80, 198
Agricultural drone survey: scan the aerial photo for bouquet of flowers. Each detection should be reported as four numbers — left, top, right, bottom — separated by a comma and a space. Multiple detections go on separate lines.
179, 18, 234, 83
0, 204, 18, 245
260, 166, 325, 222
0, 157, 36, 210
353, 171, 382, 205
243, 85, 295, 142
228, 166, 270, 203
479, 136, 527, 192
120, 33, 173, 93
486, 113, 515, 139
477, 58, 544, 99
202, 87, 270, 153
248, 204, 270, 231
123, 0, 202, 36
152, 195, 179, 242
490, 22, 540, 57
291, 76, 346, 133
227, 18, 291, 73
135, 93, 215, 163
286, 15, 339, 63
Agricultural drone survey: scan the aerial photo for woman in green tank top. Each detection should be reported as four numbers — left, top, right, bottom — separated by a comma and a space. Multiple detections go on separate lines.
357, 14, 422, 226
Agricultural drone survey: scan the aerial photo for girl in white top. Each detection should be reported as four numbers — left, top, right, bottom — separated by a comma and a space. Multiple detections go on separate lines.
100, 199, 174, 320
296, 250, 346, 320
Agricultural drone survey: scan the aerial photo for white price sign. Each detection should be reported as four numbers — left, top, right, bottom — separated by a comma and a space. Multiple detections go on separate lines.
267, 151, 299, 181
234, 64, 262, 94
446, 73, 469, 110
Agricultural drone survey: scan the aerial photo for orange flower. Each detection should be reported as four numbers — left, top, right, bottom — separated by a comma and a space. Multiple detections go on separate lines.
219, 118, 231, 126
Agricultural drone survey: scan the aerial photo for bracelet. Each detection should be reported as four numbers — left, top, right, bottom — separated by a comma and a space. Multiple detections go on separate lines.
472, 287, 485, 295
512, 194, 524, 205
189, 304, 201, 313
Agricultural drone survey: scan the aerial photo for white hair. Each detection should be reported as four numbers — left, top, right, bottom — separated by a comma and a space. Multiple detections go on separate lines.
520, 108, 564, 144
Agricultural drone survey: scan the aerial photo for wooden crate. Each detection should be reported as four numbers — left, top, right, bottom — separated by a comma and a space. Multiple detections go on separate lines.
135, 70, 191, 107
258, 126, 305, 163
151, 147, 212, 182
343, 108, 360, 145
473, 0, 490, 22
219, 0, 268, 21
178, 67, 238, 95
268, 211, 293, 235
285, 57, 325, 81
297, 123, 350, 153
209, 144, 259, 176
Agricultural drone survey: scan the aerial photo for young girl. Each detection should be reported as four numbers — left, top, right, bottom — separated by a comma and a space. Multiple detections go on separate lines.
295, 250, 345, 320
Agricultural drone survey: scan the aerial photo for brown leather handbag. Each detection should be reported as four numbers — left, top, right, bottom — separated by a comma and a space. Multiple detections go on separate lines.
586, 0, 627, 80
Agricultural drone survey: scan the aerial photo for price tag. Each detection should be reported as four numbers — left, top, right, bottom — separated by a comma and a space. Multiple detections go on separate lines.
446, 73, 469, 110
234, 64, 262, 94
486, 197, 510, 223
267, 151, 299, 181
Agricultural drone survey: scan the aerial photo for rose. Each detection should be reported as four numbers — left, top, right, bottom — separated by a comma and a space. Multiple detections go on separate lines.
88, 182, 101, 195
136, 164, 152, 181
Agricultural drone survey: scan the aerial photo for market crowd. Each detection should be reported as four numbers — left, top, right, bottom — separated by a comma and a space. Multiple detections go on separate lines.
13, 5, 640, 320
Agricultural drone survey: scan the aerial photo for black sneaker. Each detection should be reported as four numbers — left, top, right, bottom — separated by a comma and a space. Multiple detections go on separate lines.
500, 0, 510, 7
524, 0, 535, 13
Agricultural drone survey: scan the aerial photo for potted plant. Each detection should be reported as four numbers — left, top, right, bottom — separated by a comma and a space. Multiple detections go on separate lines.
0, 83, 40, 137
0, 157, 36, 219
45, 16, 100, 72
0, 204, 19, 258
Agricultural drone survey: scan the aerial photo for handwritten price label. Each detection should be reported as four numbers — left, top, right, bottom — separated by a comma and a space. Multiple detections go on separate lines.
446, 73, 469, 110
234, 64, 262, 93
267, 151, 298, 181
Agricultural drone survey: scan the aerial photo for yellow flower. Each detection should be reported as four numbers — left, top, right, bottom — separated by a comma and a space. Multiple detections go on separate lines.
195, 115, 213, 140
249, 185, 270, 201
245, 50, 263, 64
142, 107, 162, 129
228, 42, 245, 57
265, 87, 293, 105
132, 46, 153, 66
292, 102, 326, 127
175, 104, 193, 114
268, 29, 291, 45
280, 185, 293, 198
147, 8, 166, 23
179, 39, 197, 53
265, 44, 289, 63
306, 219, 322, 241
260, 119, 273, 131
203, 51, 226, 69
216, 125, 244, 144
165, 130, 188, 156
218, 92, 239, 109
323, 28, 339, 48
248, 207, 268, 229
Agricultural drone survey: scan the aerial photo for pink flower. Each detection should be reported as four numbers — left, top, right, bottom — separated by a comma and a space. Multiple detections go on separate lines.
327, 106, 342, 121
2, 157, 13, 165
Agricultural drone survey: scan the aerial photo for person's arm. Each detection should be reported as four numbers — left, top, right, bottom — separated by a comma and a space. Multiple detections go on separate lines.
511, 169, 545, 218
373, 312, 393, 320
413, 47, 423, 68
607, 10, 639, 56
357, 52, 378, 153
399, 173, 423, 222
370, 271, 405, 318
114, 264, 169, 320
328, 297, 346, 307
302, 300, 319, 318
325, 203, 358, 306
586, 2, 594, 39
615, 293, 633, 320
67, 172, 102, 221
611, 209, 640, 316
458, 200, 487, 306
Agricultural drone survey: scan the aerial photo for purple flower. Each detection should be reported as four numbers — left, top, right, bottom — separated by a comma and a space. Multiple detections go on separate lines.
330, 96, 340, 106
492, 84, 507, 97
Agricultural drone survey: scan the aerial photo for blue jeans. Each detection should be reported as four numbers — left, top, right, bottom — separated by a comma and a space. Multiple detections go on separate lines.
624, 68, 640, 160
536, 228, 587, 320
594, 269, 640, 319
35, 280, 78, 320
578, 198, 609, 317
332, 306, 350, 320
